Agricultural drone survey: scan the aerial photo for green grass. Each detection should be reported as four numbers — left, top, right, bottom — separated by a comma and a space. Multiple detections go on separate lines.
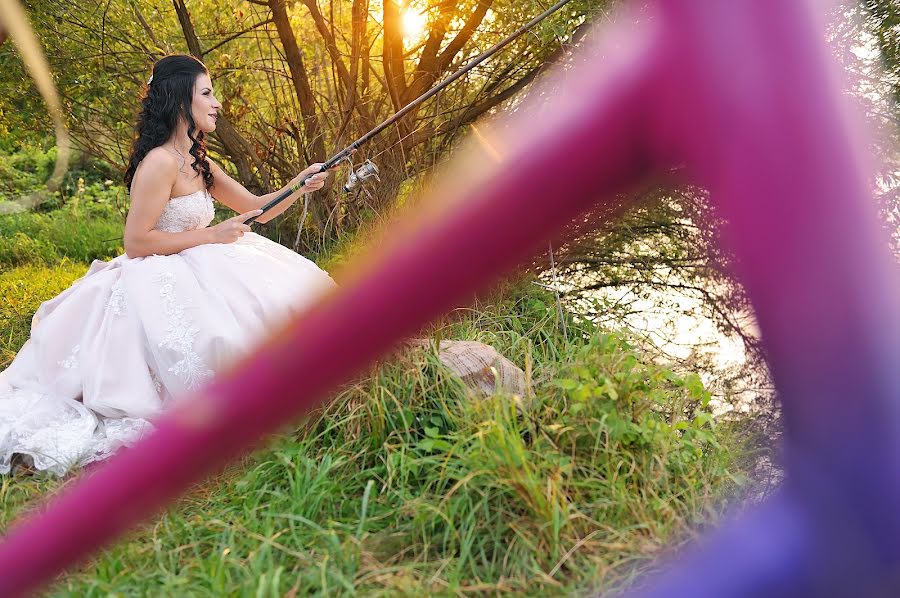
0, 206, 755, 596
0, 208, 123, 268
0, 261, 89, 368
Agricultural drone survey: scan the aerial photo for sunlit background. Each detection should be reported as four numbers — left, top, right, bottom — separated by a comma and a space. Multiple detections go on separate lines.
402, 6, 428, 41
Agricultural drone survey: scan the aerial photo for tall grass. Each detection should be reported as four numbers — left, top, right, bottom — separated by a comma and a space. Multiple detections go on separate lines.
0, 180, 754, 595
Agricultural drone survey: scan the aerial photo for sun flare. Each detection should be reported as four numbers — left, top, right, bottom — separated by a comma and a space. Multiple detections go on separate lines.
402, 8, 427, 40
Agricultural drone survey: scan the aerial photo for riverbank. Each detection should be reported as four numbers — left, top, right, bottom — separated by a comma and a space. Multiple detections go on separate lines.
0, 202, 763, 595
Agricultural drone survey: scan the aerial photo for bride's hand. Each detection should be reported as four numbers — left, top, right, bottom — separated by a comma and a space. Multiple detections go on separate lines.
209, 209, 262, 244
291, 163, 335, 193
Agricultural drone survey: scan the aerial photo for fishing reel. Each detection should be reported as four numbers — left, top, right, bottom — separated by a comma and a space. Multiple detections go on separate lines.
343, 159, 380, 193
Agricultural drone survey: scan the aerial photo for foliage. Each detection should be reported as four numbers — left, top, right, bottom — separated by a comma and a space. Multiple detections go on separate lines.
860, 0, 900, 104
0, 208, 123, 268
831, 1, 900, 255
0, 142, 127, 212
0, 140, 126, 270
0, 144, 58, 200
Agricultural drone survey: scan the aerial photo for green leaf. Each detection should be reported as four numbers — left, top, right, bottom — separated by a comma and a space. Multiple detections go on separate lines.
556, 378, 578, 390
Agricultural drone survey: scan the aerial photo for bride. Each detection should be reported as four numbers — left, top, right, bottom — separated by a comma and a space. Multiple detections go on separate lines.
0, 54, 337, 476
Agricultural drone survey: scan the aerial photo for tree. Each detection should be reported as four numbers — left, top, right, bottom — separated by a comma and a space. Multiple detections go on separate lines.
0, 0, 603, 252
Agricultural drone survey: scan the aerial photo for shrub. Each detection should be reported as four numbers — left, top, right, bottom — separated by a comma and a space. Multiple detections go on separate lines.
0, 209, 122, 268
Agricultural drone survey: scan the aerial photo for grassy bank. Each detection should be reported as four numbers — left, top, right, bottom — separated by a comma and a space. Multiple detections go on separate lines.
0, 200, 753, 596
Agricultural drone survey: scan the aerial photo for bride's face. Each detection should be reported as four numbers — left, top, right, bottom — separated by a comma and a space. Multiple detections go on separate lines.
190, 73, 222, 134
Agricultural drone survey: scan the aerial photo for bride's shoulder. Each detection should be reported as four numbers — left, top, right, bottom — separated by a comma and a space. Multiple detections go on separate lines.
134, 148, 178, 183
141, 147, 178, 169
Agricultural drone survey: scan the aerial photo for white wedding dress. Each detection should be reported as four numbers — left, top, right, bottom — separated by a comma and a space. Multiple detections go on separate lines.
0, 189, 336, 475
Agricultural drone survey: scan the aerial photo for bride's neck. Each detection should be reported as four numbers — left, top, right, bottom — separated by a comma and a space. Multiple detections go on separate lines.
165, 126, 197, 156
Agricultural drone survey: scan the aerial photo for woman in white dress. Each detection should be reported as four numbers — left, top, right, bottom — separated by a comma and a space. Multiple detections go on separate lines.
0, 54, 337, 476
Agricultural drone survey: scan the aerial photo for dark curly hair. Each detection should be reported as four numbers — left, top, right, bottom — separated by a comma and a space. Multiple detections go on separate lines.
123, 54, 213, 191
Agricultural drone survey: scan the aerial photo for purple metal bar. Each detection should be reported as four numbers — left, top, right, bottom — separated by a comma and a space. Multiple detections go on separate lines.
630, 1, 900, 595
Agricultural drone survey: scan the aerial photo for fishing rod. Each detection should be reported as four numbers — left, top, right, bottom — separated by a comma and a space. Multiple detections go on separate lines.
247, 0, 575, 224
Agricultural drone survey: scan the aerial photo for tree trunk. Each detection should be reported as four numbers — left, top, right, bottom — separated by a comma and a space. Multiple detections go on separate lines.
269, 0, 329, 231
172, 0, 264, 193
270, 0, 325, 164
381, 0, 407, 114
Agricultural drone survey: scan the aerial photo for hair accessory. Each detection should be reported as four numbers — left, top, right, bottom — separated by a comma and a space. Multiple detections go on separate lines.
147, 74, 154, 85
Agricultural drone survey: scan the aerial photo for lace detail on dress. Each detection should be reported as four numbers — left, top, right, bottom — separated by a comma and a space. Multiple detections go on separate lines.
93, 418, 155, 461
106, 279, 126, 316
0, 387, 152, 476
154, 271, 214, 390
58, 345, 80, 370
149, 368, 164, 395
154, 189, 215, 233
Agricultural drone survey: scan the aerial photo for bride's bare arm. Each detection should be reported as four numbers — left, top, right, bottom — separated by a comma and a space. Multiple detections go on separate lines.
206, 159, 329, 224
123, 150, 214, 258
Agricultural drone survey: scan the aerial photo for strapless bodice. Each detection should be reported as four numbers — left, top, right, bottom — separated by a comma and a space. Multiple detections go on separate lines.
154, 189, 215, 233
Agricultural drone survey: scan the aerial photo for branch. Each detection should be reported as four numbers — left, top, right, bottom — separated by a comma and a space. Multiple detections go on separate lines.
298, 0, 372, 125
435, 0, 493, 74
299, 0, 353, 88
172, 0, 264, 189
406, 0, 458, 102
335, 0, 370, 142
172, 0, 203, 58
130, 1, 163, 53
269, 0, 326, 163
382, 0, 407, 111
559, 256, 708, 268
404, 59, 543, 149
401, 20, 594, 173
202, 19, 274, 57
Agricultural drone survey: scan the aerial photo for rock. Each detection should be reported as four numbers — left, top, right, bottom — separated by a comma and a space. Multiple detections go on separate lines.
0, 201, 26, 215
405, 339, 527, 399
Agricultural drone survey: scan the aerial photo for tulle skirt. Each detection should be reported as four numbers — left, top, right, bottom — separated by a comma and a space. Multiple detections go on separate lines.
0, 233, 336, 475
